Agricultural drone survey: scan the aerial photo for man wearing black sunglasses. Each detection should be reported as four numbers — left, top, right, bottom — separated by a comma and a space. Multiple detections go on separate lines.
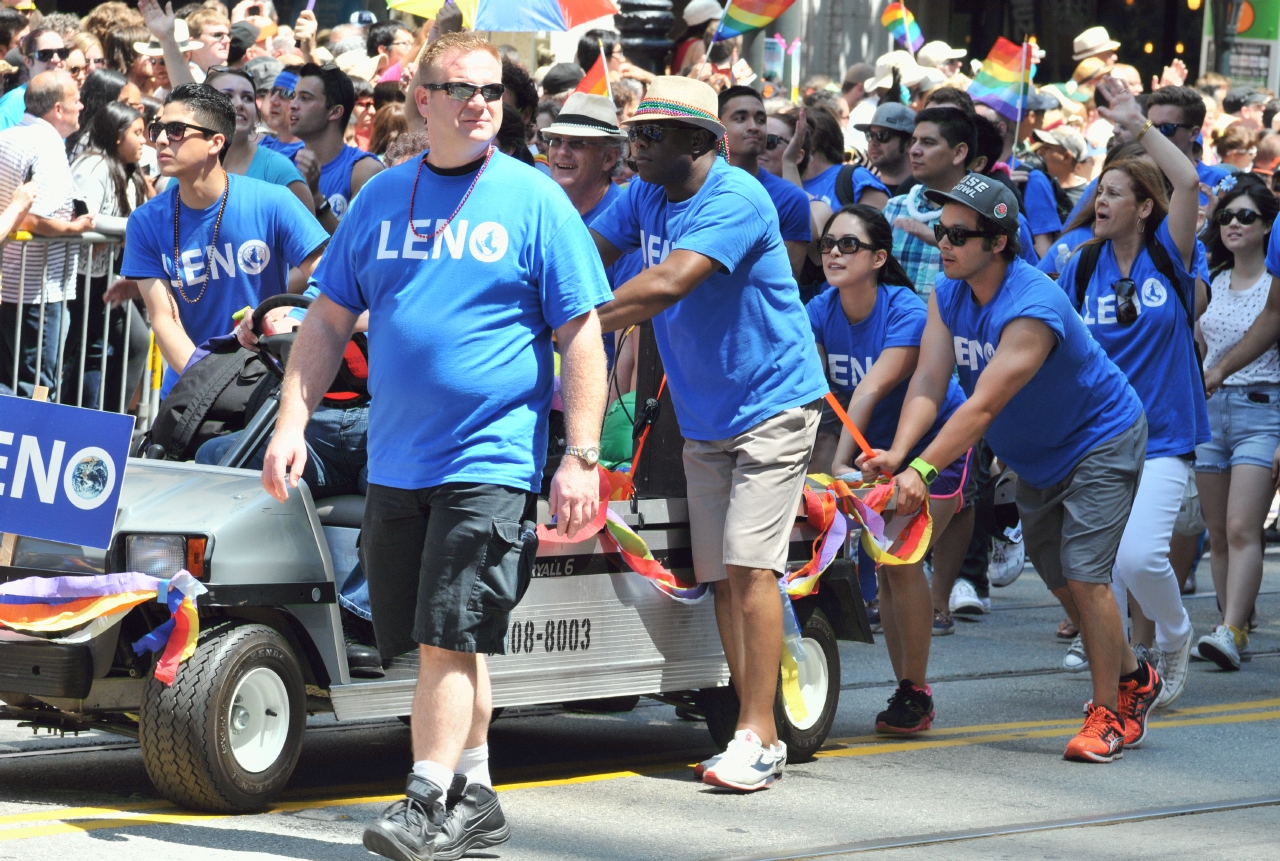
853, 102, 917, 196
289, 62, 383, 233
0, 28, 67, 132
863, 172, 1150, 765
717, 85, 811, 280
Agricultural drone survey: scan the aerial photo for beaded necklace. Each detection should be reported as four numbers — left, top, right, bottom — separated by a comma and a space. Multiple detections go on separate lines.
407, 145, 495, 241
173, 171, 230, 304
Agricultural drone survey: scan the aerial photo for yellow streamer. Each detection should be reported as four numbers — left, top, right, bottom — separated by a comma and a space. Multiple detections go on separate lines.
780, 649, 808, 724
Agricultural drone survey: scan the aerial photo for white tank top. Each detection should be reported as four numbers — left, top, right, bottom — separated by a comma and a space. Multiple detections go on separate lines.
1201, 268, 1280, 386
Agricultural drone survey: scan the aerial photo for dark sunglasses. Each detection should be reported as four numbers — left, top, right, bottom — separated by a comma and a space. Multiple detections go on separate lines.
1112, 278, 1139, 325
819, 234, 876, 255
542, 135, 602, 151
1156, 122, 1198, 137
29, 47, 71, 62
423, 81, 505, 102
147, 120, 221, 143
270, 86, 295, 99
1217, 208, 1262, 226
627, 123, 674, 143
866, 129, 901, 144
933, 223, 997, 247
765, 133, 790, 150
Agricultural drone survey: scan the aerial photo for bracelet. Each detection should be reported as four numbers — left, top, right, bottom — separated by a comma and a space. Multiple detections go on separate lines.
315, 197, 332, 217
1136, 119, 1154, 141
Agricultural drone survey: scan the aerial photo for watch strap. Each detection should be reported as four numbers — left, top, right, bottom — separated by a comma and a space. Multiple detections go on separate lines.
908, 457, 939, 486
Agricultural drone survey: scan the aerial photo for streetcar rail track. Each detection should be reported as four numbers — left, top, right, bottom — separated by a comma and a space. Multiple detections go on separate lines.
703, 795, 1280, 860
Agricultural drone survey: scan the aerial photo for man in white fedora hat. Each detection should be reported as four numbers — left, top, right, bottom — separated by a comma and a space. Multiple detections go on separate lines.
917, 41, 967, 78
591, 76, 829, 792
1072, 26, 1120, 66
135, 0, 206, 93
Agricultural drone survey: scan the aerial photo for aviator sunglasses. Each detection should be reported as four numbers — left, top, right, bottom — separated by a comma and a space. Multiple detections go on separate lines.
1111, 278, 1139, 326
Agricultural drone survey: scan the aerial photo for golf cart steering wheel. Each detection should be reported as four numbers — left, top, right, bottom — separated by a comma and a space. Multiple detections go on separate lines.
251, 293, 313, 379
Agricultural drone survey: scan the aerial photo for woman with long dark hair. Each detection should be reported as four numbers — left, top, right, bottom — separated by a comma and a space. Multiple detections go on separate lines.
66, 68, 128, 157
1195, 172, 1280, 670
205, 66, 314, 214
811, 204, 971, 734
1059, 76, 1205, 715
65, 102, 153, 411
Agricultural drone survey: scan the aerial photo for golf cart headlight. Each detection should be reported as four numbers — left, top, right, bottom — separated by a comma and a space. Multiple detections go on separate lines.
125, 535, 188, 577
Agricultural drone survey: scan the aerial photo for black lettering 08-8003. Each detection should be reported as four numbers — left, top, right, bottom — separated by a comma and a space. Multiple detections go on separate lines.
507, 618, 591, 655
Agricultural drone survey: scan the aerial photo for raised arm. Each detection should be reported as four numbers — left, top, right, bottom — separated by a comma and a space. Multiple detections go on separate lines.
139, 0, 196, 89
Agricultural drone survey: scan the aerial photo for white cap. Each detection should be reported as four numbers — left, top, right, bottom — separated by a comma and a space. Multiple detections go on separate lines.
917, 41, 966, 69
683, 0, 723, 27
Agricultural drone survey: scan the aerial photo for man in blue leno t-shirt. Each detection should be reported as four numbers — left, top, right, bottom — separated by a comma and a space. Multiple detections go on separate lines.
118, 84, 327, 398
261, 33, 610, 861
592, 76, 829, 793
718, 85, 812, 281
861, 174, 1149, 765
289, 62, 383, 234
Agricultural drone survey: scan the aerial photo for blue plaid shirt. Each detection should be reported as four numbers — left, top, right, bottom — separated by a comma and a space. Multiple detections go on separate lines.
882, 185, 943, 299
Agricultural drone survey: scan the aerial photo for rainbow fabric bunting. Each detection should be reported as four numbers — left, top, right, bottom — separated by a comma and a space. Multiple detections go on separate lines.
0, 571, 206, 686
967, 36, 1034, 121
880, 2, 924, 54
714, 0, 798, 41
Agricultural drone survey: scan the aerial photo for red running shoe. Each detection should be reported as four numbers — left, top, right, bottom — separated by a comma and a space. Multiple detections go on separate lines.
1064, 704, 1126, 763
1118, 660, 1162, 748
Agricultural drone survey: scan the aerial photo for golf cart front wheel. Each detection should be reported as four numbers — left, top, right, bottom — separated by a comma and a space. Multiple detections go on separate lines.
139, 623, 306, 812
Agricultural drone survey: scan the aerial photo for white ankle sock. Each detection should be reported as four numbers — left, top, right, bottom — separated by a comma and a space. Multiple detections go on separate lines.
455, 743, 492, 789
411, 759, 454, 794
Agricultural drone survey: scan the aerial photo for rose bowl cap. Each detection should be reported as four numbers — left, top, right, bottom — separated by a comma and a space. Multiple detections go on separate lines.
924, 172, 1021, 233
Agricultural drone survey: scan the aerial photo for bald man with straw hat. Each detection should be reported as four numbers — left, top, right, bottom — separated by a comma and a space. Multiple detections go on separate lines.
590, 76, 829, 792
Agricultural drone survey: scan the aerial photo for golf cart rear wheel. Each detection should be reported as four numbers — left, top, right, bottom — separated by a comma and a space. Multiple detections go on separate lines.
139, 623, 306, 812
695, 607, 841, 762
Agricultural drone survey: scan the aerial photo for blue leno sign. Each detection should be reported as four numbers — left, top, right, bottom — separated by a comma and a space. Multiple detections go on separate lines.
0, 398, 135, 549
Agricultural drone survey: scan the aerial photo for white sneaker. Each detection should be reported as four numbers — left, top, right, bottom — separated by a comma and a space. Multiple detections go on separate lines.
702, 730, 784, 791
988, 530, 1025, 588
1063, 634, 1089, 672
1197, 625, 1242, 671
949, 578, 986, 616
693, 752, 722, 780
1155, 631, 1193, 709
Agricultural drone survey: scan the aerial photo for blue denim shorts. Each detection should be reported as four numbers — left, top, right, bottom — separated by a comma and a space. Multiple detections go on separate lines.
1195, 385, 1280, 473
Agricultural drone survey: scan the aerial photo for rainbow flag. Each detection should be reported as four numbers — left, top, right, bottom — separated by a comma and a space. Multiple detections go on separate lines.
967, 36, 1034, 121
575, 50, 610, 98
714, 0, 798, 41
880, 2, 924, 54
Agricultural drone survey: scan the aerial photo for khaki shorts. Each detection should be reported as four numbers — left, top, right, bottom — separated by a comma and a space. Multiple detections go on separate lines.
684, 401, 822, 582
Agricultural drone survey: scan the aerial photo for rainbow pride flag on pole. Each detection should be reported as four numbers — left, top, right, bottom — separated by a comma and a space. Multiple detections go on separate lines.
880, 2, 924, 54
714, 0, 798, 41
575, 49, 610, 98
967, 36, 1034, 121
0, 571, 206, 686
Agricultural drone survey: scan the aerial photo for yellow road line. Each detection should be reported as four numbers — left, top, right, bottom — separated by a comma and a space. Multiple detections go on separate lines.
2, 698, 1278, 842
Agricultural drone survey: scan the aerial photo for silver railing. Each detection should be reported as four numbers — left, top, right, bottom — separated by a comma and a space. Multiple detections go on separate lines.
2, 231, 164, 431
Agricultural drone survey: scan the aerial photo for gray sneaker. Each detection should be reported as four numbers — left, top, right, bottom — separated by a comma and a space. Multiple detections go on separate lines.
364, 773, 447, 861
1155, 632, 1193, 709
1063, 634, 1089, 672
433, 775, 510, 861
1197, 625, 1242, 671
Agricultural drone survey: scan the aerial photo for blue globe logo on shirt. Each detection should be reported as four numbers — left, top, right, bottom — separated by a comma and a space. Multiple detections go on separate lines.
468, 222, 509, 263
60, 446, 117, 511
237, 240, 271, 275
71, 456, 109, 500
1140, 278, 1167, 308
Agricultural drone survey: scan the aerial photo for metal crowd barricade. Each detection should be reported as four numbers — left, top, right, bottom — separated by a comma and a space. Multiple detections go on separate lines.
2, 231, 164, 431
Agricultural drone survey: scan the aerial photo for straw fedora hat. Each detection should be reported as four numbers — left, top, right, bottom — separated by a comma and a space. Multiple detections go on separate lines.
134, 19, 204, 56
542, 93, 628, 140
622, 76, 725, 139
1071, 26, 1121, 61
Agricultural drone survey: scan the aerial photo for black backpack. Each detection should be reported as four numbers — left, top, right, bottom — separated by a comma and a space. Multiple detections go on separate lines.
138, 336, 279, 460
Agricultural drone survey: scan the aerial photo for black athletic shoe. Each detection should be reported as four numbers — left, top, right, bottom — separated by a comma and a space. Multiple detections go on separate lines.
342, 609, 384, 679
363, 774, 447, 861
433, 775, 510, 861
875, 679, 935, 734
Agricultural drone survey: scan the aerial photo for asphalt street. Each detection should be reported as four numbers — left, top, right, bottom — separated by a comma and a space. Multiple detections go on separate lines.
2, 549, 1278, 861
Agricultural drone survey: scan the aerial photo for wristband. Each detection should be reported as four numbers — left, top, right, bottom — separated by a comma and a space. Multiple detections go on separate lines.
315, 197, 332, 217
1136, 119, 1153, 141
908, 457, 939, 486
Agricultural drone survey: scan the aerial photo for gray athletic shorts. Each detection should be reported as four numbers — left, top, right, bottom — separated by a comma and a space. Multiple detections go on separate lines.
1016, 416, 1147, 591
684, 401, 822, 582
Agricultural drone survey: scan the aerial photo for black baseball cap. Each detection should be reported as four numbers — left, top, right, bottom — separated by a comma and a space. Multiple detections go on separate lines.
1224, 86, 1266, 115
925, 172, 1021, 233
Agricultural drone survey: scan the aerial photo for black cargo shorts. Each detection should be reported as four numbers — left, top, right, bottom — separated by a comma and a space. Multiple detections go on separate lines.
359, 482, 539, 659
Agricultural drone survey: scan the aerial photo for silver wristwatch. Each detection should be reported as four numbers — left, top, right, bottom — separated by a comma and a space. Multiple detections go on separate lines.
564, 445, 600, 468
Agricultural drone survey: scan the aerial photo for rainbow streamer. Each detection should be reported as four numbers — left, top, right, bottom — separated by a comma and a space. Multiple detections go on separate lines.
967, 37, 1033, 121
0, 571, 206, 686
714, 0, 798, 41
880, 2, 924, 54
